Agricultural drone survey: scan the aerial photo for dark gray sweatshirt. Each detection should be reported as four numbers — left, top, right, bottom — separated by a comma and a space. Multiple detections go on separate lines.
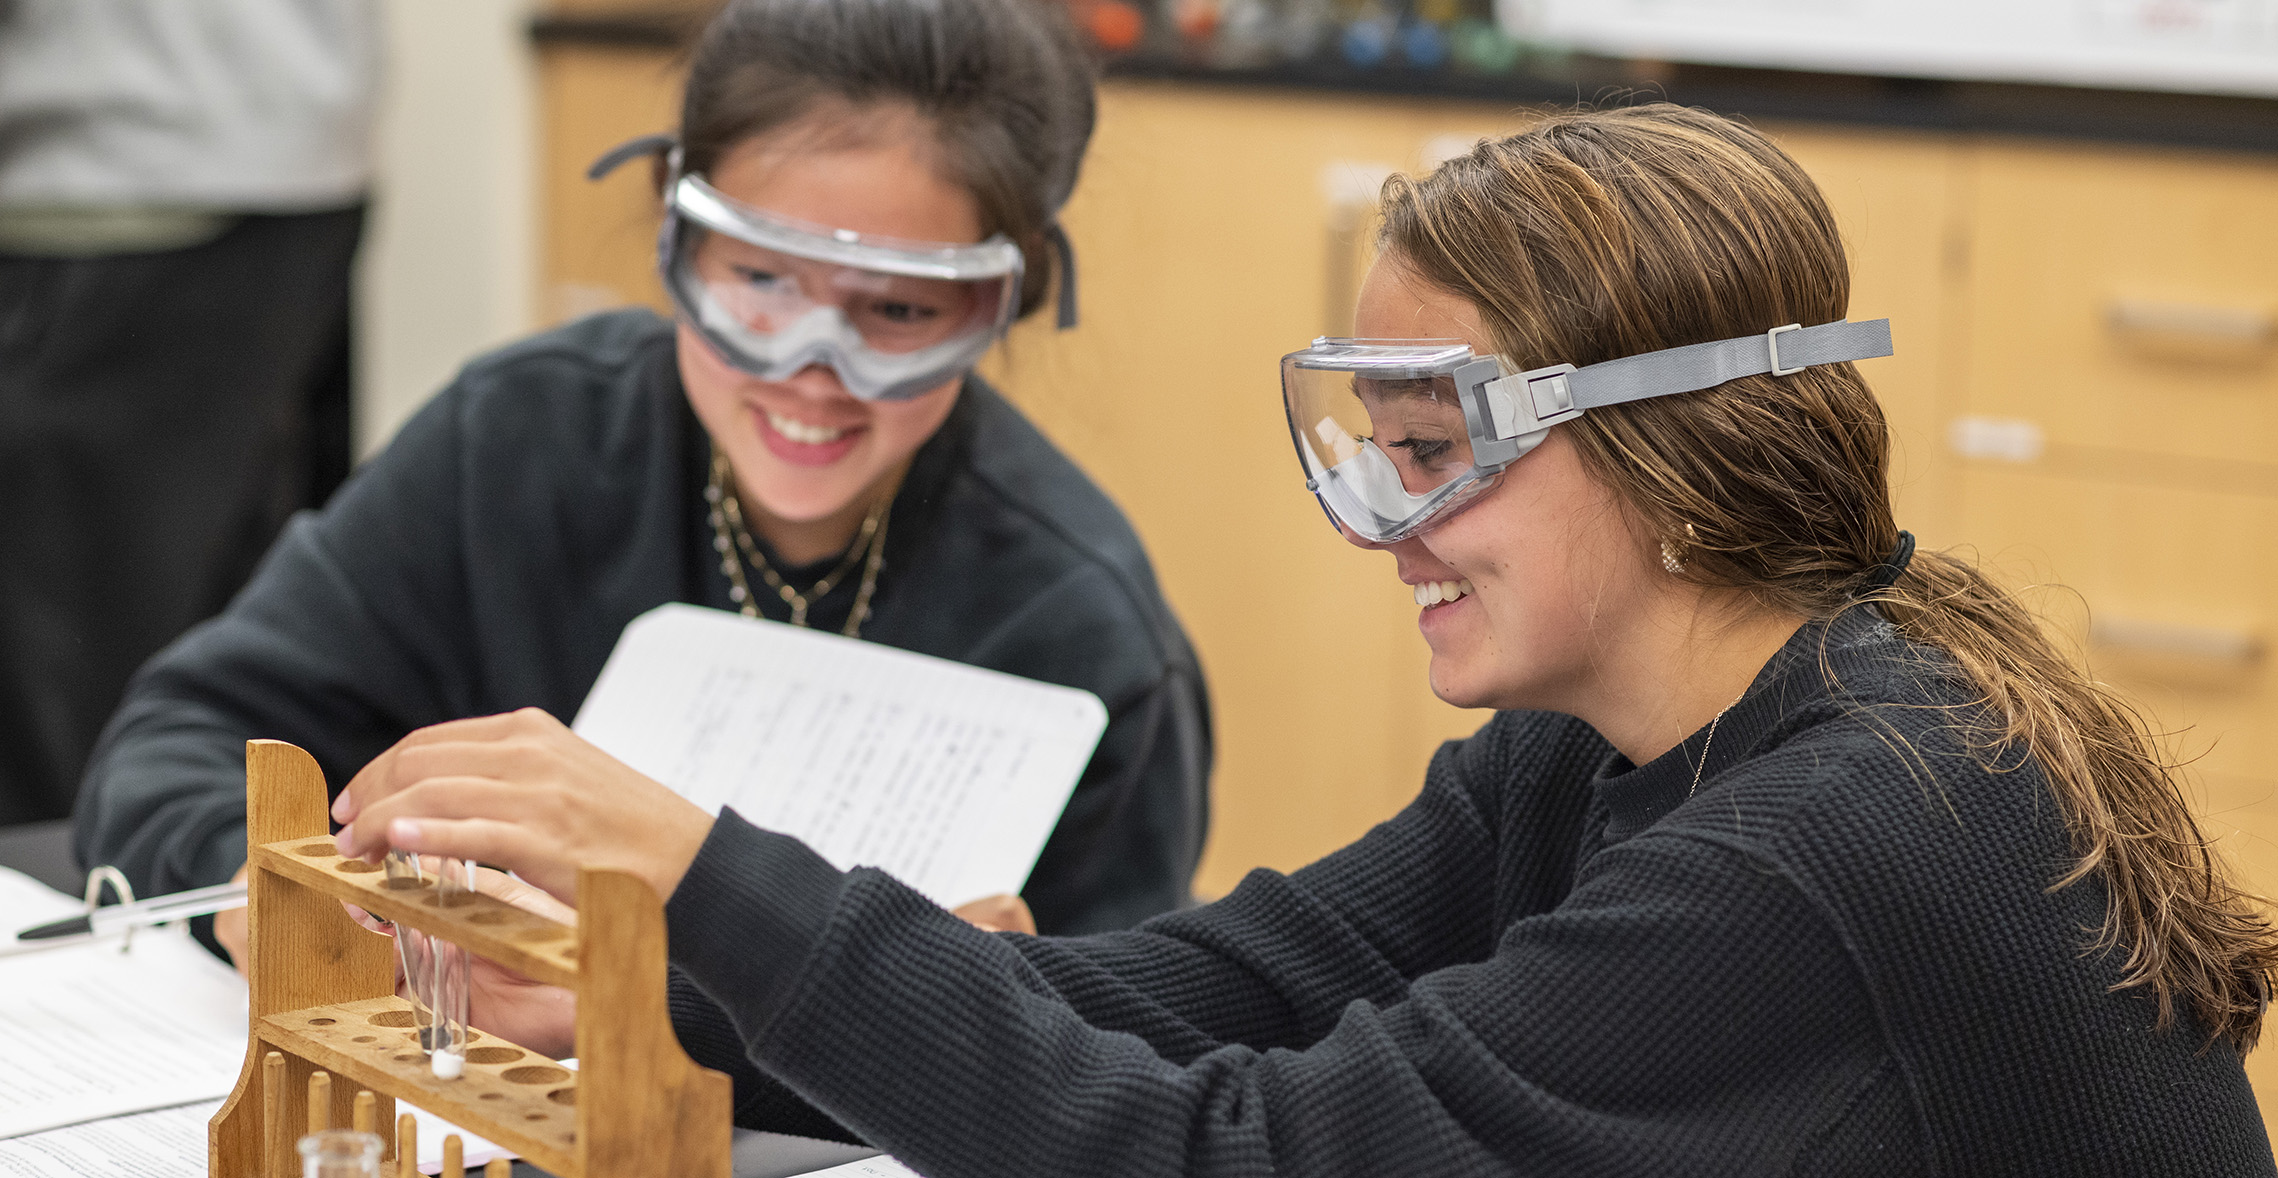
74, 308, 1212, 937
661, 609, 2275, 1175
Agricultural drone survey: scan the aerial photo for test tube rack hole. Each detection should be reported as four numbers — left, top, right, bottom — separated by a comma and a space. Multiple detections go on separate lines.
209, 739, 732, 1178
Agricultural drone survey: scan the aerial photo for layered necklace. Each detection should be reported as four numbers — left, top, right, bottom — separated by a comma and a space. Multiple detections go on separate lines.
704, 444, 893, 638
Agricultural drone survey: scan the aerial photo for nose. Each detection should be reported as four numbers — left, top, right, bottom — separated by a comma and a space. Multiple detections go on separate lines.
777, 363, 858, 403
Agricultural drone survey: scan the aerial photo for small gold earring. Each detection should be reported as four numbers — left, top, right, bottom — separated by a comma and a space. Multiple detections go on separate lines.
1661, 523, 1698, 575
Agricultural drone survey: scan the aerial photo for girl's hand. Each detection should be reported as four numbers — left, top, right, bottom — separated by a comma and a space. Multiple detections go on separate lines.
332, 708, 714, 908
950, 893, 1037, 935
214, 862, 252, 972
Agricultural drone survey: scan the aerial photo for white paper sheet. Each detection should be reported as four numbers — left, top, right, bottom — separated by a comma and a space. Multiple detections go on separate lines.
0, 1100, 219, 1178
0, 1099, 505, 1178
0, 867, 509, 1172
0, 918, 247, 1139
574, 604, 1109, 909
790, 1156, 923, 1178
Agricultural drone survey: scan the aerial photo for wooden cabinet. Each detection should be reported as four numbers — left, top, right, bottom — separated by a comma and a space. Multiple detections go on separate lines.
1950, 137, 2278, 888
1945, 142, 2278, 1123
1963, 142, 2278, 465
536, 45, 681, 323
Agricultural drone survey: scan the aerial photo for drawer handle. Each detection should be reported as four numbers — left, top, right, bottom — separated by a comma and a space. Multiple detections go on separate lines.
2090, 617, 2264, 666
2107, 299, 2275, 345
1948, 415, 2044, 462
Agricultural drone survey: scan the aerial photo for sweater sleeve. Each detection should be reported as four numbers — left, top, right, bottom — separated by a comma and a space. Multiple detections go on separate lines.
663, 737, 1499, 1135
73, 385, 480, 908
665, 778, 1880, 1175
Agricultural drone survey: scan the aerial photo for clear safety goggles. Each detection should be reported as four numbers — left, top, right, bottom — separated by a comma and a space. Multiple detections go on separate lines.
661, 171, 1025, 401
1284, 319, 1895, 543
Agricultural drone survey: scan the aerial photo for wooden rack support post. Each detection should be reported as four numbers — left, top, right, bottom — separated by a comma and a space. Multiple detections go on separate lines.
210, 740, 732, 1178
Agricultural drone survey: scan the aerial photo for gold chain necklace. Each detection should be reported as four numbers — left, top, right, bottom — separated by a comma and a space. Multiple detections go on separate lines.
1687, 689, 1748, 797
704, 445, 892, 638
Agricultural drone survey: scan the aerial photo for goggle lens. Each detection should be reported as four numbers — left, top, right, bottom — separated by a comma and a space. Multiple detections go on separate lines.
1347, 373, 1476, 493
1286, 366, 1479, 495
685, 228, 1003, 356
1282, 341, 1508, 543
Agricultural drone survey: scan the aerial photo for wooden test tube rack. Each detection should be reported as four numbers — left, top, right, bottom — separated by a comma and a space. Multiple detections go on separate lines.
209, 740, 732, 1178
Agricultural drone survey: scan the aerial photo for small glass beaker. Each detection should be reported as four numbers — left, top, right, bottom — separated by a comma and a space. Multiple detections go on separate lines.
298, 1129, 383, 1178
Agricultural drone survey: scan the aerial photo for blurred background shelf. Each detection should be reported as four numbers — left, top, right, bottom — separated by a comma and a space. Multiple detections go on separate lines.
531, 4, 2278, 153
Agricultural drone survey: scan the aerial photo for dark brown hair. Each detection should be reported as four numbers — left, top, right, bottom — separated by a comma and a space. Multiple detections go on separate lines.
679, 0, 1096, 319
1380, 102, 2278, 1047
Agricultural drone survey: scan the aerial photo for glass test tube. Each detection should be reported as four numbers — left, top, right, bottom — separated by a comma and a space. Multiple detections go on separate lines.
429, 856, 475, 1079
299, 1129, 383, 1178
382, 851, 436, 1053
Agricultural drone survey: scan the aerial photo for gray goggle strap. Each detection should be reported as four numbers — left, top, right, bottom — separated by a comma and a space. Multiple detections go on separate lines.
1479, 318, 1895, 441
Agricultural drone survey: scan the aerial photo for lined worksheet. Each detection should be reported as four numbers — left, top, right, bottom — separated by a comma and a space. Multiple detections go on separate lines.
574, 604, 1108, 909
0, 1100, 220, 1177
0, 932, 245, 1139
0, 862, 244, 1140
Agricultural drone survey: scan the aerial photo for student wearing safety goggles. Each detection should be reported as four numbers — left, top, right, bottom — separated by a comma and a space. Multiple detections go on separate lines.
334, 107, 2274, 1169
76, 0, 1210, 1010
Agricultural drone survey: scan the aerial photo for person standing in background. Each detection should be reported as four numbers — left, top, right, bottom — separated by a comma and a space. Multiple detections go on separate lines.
0, 0, 377, 827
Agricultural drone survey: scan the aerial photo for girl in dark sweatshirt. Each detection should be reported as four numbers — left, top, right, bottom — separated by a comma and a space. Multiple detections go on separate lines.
77, 0, 1209, 958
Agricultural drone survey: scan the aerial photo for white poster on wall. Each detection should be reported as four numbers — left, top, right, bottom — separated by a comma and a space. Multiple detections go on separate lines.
1503, 0, 2278, 98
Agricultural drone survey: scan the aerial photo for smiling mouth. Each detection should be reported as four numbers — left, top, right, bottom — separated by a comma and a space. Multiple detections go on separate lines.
1412, 579, 1475, 606
763, 408, 855, 445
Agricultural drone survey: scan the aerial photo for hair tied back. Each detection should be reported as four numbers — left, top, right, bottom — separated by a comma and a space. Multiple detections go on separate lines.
1858, 531, 1915, 597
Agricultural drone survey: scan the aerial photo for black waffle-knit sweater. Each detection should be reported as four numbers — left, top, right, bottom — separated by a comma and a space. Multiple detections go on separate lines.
662, 607, 2276, 1175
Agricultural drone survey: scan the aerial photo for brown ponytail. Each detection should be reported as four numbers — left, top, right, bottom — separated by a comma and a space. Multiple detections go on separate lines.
1380, 102, 2278, 1047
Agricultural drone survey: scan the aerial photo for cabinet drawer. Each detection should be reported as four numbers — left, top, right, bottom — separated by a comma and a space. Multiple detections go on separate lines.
1963, 141, 2278, 466
1954, 466, 2278, 786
